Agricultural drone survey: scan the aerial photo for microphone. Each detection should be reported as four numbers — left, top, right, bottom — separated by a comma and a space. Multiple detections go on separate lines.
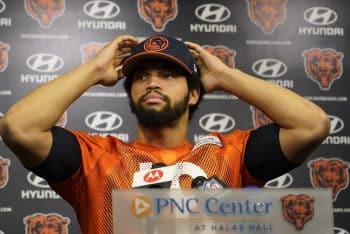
132, 163, 176, 188
132, 163, 173, 234
191, 176, 228, 190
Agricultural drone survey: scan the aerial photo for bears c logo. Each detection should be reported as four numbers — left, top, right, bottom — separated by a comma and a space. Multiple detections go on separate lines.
0, 42, 9, 72
204, 46, 236, 68
245, 0, 287, 34
144, 35, 169, 52
281, 194, 314, 230
302, 48, 343, 91
250, 106, 273, 128
24, 213, 70, 234
24, 0, 65, 28
138, 0, 178, 32
80, 42, 105, 64
308, 158, 349, 201
0, 156, 10, 189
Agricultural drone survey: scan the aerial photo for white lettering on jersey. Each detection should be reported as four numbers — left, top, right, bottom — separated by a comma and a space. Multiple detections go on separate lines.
192, 135, 222, 151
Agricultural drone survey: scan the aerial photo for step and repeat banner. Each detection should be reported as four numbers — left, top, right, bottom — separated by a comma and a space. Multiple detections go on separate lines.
0, 0, 349, 233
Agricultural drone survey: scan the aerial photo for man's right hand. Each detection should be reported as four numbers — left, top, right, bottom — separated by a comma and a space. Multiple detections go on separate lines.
92, 35, 138, 86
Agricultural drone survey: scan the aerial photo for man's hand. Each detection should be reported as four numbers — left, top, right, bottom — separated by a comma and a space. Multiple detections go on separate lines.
185, 41, 231, 93
93, 35, 138, 86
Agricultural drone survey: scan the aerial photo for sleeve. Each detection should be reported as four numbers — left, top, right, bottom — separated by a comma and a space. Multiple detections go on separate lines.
243, 123, 301, 182
26, 126, 81, 183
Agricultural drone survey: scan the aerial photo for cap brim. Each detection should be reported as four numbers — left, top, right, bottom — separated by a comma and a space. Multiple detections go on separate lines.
122, 52, 193, 77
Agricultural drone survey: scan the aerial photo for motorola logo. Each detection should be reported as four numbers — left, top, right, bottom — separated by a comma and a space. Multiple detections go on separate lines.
26, 53, 64, 73
329, 115, 344, 134
252, 58, 287, 78
264, 173, 293, 188
199, 113, 235, 133
195, 4, 230, 23
334, 227, 349, 234
27, 172, 50, 189
83, 0, 120, 19
85, 111, 122, 131
143, 170, 163, 183
304, 7, 337, 26
0, 0, 5, 14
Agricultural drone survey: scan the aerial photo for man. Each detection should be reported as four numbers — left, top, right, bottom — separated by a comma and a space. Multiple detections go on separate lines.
0, 34, 330, 233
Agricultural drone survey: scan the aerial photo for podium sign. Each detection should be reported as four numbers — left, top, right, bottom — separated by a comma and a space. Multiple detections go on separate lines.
112, 188, 333, 234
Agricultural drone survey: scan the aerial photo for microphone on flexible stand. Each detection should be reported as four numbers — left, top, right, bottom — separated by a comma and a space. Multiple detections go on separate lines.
132, 162, 175, 234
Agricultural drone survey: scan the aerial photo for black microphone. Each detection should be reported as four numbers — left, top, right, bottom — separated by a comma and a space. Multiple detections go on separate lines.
151, 162, 166, 169
191, 176, 228, 190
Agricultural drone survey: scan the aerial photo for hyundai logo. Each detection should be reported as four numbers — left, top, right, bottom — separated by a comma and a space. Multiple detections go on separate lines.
252, 58, 287, 78
83, 0, 120, 19
26, 53, 64, 73
27, 172, 50, 189
304, 7, 337, 26
195, 4, 230, 23
334, 227, 350, 234
264, 173, 293, 188
0, 0, 5, 14
199, 113, 235, 132
328, 115, 344, 134
85, 111, 122, 131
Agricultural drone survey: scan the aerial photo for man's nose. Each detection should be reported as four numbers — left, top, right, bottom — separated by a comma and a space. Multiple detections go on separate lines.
146, 75, 161, 90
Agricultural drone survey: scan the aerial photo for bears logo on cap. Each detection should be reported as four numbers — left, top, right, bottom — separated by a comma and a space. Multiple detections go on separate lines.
144, 35, 169, 52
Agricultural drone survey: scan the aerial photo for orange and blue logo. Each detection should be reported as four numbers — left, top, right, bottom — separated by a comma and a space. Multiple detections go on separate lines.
246, 0, 287, 34
130, 195, 152, 218
138, 0, 178, 32
280, 194, 314, 230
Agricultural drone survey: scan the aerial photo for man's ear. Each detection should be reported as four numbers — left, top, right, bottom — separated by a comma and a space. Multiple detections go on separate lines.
189, 88, 200, 106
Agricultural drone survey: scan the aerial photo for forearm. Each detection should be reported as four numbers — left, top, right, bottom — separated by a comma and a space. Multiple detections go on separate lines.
2, 61, 100, 133
220, 68, 330, 163
220, 68, 329, 131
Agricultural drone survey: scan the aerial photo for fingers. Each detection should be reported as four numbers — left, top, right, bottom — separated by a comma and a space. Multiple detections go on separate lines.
185, 41, 205, 54
185, 41, 212, 63
115, 35, 138, 50
110, 35, 138, 70
113, 34, 138, 46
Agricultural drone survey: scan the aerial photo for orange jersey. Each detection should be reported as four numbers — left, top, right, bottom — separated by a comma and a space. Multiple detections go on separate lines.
51, 129, 263, 234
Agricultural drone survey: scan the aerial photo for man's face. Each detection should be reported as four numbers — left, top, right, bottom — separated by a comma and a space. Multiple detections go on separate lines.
130, 61, 190, 128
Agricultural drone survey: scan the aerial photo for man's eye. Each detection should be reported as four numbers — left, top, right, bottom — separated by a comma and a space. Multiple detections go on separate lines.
161, 72, 174, 79
134, 74, 147, 81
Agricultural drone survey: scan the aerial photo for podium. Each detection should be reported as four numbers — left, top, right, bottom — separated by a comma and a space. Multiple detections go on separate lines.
112, 188, 333, 234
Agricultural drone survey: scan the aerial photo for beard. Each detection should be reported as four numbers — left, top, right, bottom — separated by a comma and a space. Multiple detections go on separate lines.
131, 90, 189, 128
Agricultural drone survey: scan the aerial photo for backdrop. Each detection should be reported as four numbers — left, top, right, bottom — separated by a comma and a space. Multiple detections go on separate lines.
0, 0, 349, 233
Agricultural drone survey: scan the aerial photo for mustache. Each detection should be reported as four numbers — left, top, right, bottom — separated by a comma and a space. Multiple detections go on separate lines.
140, 90, 169, 102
